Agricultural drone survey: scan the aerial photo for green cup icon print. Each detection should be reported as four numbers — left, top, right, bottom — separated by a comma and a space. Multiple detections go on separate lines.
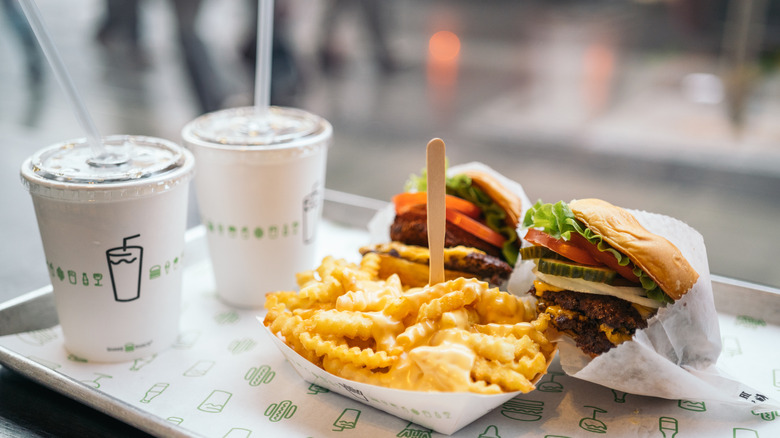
106, 234, 143, 302
199, 390, 232, 413
265, 400, 296, 422
333, 408, 361, 431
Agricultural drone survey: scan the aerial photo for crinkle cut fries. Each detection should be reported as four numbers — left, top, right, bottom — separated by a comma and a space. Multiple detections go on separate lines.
264, 255, 557, 393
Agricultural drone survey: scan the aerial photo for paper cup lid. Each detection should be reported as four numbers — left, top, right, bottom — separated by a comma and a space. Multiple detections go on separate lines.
181, 106, 331, 149
20, 135, 194, 202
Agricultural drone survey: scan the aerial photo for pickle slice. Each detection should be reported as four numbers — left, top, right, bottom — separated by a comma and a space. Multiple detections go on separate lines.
536, 258, 617, 284
519, 246, 559, 260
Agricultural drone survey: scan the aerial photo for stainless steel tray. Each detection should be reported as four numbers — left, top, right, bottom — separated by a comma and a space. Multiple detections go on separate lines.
1, 191, 779, 437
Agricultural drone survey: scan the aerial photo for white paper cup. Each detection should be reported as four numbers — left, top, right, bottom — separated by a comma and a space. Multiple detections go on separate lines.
182, 106, 331, 308
20, 135, 195, 362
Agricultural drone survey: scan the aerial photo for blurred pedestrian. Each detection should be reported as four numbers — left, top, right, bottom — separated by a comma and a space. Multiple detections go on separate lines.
93, 0, 226, 113
318, 0, 400, 75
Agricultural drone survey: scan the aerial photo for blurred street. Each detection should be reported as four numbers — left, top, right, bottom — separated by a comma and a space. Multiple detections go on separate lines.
2, 0, 780, 303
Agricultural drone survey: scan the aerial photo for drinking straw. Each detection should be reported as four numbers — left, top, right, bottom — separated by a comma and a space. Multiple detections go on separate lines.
18, 0, 105, 157
254, 0, 274, 121
123, 234, 140, 251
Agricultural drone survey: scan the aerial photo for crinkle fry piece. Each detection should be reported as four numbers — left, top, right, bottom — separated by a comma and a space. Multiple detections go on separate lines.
472, 357, 536, 393
322, 356, 386, 387
299, 332, 396, 369
417, 281, 481, 321
359, 251, 382, 279
264, 290, 310, 313
504, 351, 550, 378
265, 311, 321, 367
307, 309, 375, 340
474, 318, 552, 349
384, 277, 480, 321
299, 275, 344, 304
432, 328, 516, 363
472, 286, 532, 324
336, 274, 404, 312
394, 319, 439, 353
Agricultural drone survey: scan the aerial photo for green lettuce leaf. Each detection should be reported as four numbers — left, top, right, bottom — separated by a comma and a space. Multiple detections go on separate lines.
523, 200, 672, 304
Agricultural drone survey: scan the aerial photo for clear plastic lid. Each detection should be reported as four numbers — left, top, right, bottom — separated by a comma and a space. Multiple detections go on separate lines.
182, 106, 328, 149
21, 135, 194, 202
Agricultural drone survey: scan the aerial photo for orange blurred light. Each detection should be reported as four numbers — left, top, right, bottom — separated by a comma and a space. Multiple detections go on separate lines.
429, 31, 461, 62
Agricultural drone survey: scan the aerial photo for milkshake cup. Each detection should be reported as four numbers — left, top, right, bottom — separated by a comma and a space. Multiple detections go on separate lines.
20, 135, 195, 362
182, 106, 331, 308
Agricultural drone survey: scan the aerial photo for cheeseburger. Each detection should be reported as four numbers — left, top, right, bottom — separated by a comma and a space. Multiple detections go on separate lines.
521, 199, 698, 357
360, 170, 522, 287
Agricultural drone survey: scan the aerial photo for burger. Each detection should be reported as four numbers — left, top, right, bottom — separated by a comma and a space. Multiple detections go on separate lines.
520, 198, 699, 357
360, 169, 522, 287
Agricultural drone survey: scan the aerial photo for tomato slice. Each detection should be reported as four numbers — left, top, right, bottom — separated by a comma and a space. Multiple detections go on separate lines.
568, 233, 640, 282
446, 209, 506, 248
393, 192, 482, 218
523, 228, 599, 266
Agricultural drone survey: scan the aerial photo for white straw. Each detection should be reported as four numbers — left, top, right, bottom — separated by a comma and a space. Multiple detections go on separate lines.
18, 0, 105, 157
254, 0, 274, 120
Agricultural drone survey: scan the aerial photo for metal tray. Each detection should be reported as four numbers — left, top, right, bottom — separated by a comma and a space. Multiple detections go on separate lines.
1, 190, 779, 437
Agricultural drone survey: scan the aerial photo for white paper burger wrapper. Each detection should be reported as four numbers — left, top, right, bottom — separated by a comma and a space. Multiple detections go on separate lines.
540, 207, 780, 413
261, 320, 523, 435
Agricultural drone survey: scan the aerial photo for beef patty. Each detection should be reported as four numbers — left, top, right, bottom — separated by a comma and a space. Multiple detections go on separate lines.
390, 205, 503, 259
537, 289, 648, 356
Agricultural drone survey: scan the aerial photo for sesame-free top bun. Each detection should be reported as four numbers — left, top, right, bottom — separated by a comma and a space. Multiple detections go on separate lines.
569, 198, 699, 301
463, 170, 523, 228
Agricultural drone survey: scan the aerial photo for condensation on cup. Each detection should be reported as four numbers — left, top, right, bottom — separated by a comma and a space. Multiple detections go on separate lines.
182, 106, 332, 308
20, 135, 195, 362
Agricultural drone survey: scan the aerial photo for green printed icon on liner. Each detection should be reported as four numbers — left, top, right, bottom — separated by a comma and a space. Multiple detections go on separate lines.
397, 422, 432, 438
307, 383, 330, 395
245, 365, 275, 386
185, 360, 216, 377
264, 400, 296, 422
536, 372, 564, 392
478, 425, 501, 438
214, 311, 240, 325
223, 428, 252, 438
501, 398, 544, 422
678, 400, 706, 412
141, 383, 169, 403
80, 372, 112, 389
199, 390, 232, 413
611, 389, 627, 403
130, 354, 156, 371
332, 408, 360, 432
579, 406, 607, 434
659, 417, 678, 438
228, 338, 257, 355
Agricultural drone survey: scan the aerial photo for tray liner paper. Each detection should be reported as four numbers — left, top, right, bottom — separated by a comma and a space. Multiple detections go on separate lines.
1, 202, 780, 435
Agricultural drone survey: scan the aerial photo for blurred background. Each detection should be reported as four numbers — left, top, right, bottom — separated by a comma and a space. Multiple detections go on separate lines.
2, 0, 780, 303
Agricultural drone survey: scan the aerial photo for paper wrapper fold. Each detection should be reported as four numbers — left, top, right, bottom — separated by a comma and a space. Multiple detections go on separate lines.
533, 207, 780, 412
